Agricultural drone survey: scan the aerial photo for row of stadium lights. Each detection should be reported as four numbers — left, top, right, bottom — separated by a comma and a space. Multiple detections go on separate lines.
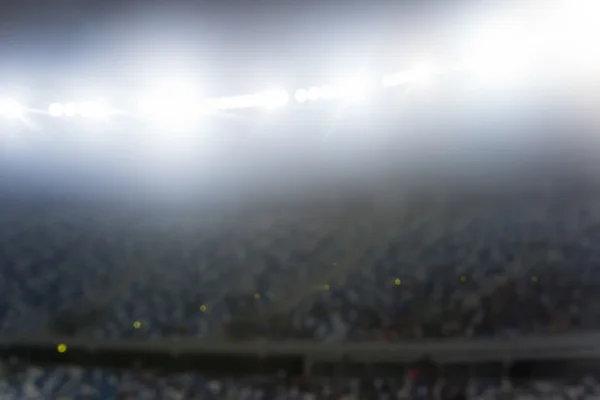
1, 0, 599, 122
0, 62, 442, 121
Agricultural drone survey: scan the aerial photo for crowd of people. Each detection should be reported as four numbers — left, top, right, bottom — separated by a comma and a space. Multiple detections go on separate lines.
0, 202, 136, 335
0, 198, 367, 339
86, 207, 357, 340
1, 361, 600, 399
2, 169, 600, 398
1, 183, 600, 342
250, 196, 600, 341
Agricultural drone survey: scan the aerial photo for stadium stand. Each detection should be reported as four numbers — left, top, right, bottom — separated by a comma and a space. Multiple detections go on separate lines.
2, 0, 600, 396
2, 170, 600, 399
221, 184, 600, 341
2, 177, 600, 342
2, 353, 600, 399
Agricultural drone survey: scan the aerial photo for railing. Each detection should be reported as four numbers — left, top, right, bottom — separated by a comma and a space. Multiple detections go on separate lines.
3, 331, 600, 363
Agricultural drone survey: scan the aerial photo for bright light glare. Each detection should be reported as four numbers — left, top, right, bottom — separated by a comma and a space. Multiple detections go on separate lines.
78, 101, 110, 119
294, 89, 308, 103
382, 72, 405, 87
220, 97, 241, 110
218, 95, 253, 110
406, 63, 439, 86
540, 0, 600, 74
210, 97, 229, 111
138, 82, 202, 124
0, 98, 24, 119
335, 77, 371, 100
295, 79, 372, 103
259, 89, 289, 109
462, 20, 535, 86
207, 90, 289, 111
307, 87, 321, 102
237, 95, 259, 109
140, 98, 190, 119
319, 85, 338, 100
382, 63, 439, 87
64, 103, 77, 117
48, 102, 64, 117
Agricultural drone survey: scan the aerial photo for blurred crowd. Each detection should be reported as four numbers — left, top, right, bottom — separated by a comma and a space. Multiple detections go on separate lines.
89, 207, 356, 340
2, 186, 600, 342
1, 361, 600, 399
0, 203, 134, 334
0, 199, 367, 339
254, 198, 600, 341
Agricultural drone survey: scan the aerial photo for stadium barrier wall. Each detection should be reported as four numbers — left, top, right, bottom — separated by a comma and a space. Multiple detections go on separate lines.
1, 332, 600, 363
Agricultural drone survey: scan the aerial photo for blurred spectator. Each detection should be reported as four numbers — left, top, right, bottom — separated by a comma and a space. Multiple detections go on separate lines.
1, 361, 600, 399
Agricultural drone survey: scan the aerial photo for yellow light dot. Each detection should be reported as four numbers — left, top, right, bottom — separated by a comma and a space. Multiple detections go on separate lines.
394, 278, 401, 286
199, 304, 207, 312
460, 275, 467, 282
531, 276, 537, 282
57, 344, 67, 353
324, 284, 330, 291
133, 321, 141, 329
254, 293, 261, 300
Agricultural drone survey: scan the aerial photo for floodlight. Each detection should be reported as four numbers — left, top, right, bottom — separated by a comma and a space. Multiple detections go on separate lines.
405, 63, 439, 86
138, 82, 201, 121
236, 95, 258, 109
219, 97, 238, 110
540, 0, 600, 74
217, 96, 248, 110
260, 89, 289, 109
48, 102, 64, 117
462, 19, 535, 86
336, 77, 370, 100
78, 101, 110, 118
209, 98, 227, 111
307, 87, 321, 102
64, 103, 77, 117
319, 85, 338, 100
294, 89, 308, 103
381, 72, 406, 87
0, 98, 24, 119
